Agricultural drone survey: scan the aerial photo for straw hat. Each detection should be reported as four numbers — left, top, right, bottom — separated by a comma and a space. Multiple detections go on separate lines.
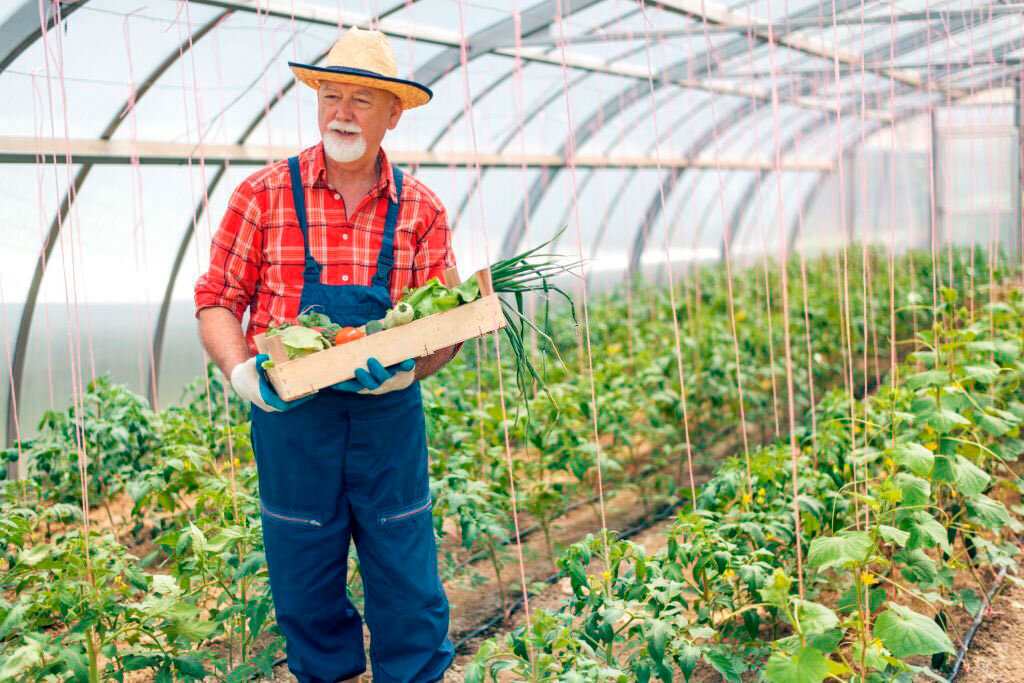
289, 27, 432, 109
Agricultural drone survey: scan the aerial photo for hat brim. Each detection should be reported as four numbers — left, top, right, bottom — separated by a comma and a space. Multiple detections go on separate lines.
288, 63, 432, 110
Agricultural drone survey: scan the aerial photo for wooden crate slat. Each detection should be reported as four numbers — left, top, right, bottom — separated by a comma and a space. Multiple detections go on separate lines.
263, 292, 504, 400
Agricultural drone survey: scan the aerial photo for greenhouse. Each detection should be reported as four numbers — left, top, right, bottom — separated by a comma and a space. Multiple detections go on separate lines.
1, 0, 1022, 680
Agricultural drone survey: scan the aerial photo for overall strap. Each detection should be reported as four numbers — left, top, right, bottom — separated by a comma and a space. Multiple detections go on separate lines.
288, 155, 320, 282
371, 166, 404, 289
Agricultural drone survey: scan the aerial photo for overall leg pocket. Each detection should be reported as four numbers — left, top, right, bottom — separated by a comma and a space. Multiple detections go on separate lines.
377, 495, 432, 528
261, 500, 324, 529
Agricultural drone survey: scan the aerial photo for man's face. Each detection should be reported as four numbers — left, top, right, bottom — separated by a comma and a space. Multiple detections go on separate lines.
317, 82, 402, 165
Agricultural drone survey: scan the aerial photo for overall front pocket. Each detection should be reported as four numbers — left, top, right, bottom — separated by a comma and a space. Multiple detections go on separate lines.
260, 501, 323, 528
378, 495, 432, 528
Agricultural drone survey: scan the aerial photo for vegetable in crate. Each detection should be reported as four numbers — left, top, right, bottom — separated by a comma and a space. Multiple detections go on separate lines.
264, 325, 331, 363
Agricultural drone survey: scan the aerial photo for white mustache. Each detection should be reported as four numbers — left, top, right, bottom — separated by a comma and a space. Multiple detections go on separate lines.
327, 121, 362, 134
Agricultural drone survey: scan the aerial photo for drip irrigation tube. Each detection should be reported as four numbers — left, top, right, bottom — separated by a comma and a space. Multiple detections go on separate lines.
943, 565, 1009, 681
452, 496, 688, 654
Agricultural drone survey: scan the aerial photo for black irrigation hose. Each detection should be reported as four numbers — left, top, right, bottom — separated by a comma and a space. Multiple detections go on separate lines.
452, 497, 688, 654
943, 565, 1010, 681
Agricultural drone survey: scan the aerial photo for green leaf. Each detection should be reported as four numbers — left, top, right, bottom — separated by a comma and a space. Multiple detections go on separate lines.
764, 646, 829, 683
645, 619, 672, 662
894, 473, 931, 507
793, 600, 839, 635
0, 643, 41, 678
807, 629, 844, 653
894, 549, 938, 585
892, 443, 935, 477
906, 370, 948, 390
966, 494, 1011, 530
702, 648, 742, 683
905, 511, 952, 554
873, 602, 954, 658
877, 525, 910, 548
933, 455, 990, 497
173, 655, 208, 680
760, 569, 793, 607
977, 413, 1011, 436
676, 644, 700, 682
807, 531, 873, 571
838, 586, 885, 614
962, 363, 1000, 385
60, 646, 89, 683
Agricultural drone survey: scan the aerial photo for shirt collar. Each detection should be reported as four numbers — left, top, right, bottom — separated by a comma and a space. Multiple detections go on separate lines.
307, 143, 397, 204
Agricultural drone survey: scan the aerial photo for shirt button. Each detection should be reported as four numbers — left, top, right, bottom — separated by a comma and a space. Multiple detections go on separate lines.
342, 233, 349, 240
333, 193, 341, 200
342, 275, 349, 282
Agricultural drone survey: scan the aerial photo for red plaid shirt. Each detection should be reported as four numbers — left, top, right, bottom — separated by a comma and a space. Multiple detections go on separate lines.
195, 144, 455, 352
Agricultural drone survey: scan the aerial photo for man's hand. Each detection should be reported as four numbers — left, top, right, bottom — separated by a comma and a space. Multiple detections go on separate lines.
332, 358, 416, 395
231, 354, 315, 412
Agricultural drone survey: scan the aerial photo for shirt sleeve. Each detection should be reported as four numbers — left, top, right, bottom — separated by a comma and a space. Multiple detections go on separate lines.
194, 179, 263, 320
412, 205, 456, 287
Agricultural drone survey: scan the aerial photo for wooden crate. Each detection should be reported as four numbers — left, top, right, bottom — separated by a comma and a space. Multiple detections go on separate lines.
254, 268, 503, 401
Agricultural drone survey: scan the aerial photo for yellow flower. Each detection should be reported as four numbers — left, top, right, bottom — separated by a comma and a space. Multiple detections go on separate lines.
756, 496, 766, 505
861, 571, 877, 586
924, 442, 938, 452
758, 487, 766, 496
233, 457, 241, 467
742, 493, 753, 504
601, 571, 612, 581
803, 445, 812, 453
884, 457, 895, 468
436, 387, 443, 396
722, 569, 736, 581
871, 638, 884, 651
923, 424, 934, 434
854, 424, 862, 434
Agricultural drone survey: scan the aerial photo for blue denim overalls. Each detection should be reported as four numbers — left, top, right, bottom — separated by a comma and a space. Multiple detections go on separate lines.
249, 156, 454, 683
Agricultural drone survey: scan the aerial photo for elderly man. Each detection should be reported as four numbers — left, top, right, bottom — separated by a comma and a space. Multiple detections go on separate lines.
194, 28, 456, 683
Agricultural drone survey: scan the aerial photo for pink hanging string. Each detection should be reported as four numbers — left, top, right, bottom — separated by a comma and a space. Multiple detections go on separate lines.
692, 3, 755, 501
637, 0, 698, 507
37, 0, 93, 587
761, 0, 805, 599
122, 11, 161, 411
551, 0, 614, 594
453, 0, 535, 647
30, 72, 57, 411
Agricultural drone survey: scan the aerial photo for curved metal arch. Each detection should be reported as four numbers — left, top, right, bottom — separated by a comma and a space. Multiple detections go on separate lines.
4, 11, 229, 452
430, 5, 645, 232
723, 33, 1024, 261
625, 2, 1018, 274
499, 0, 876, 261
0, 0, 84, 74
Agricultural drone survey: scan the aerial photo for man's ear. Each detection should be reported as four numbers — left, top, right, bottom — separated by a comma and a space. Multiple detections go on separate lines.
388, 94, 403, 129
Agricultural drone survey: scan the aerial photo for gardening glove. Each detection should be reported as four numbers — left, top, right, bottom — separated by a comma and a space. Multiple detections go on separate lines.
331, 357, 416, 395
231, 354, 315, 413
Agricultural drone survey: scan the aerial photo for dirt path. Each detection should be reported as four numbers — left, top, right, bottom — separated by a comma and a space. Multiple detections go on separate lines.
952, 579, 1024, 682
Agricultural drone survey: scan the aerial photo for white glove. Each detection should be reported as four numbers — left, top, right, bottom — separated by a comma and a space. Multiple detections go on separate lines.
230, 356, 279, 413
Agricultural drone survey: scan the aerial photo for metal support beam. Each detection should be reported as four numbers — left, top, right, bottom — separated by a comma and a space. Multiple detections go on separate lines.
654, 0, 965, 98
499, 0, 869, 258
189, 0, 460, 46
4, 11, 228, 458
513, 6, 1024, 45
622, 16, 1021, 274
0, 0, 84, 74
0, 136, 833, 170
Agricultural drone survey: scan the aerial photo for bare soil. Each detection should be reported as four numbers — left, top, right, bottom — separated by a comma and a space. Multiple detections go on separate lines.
955, 580, 1024, 683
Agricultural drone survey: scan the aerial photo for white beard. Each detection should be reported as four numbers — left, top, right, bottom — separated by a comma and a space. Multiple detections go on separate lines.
323, 131, 367, 163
